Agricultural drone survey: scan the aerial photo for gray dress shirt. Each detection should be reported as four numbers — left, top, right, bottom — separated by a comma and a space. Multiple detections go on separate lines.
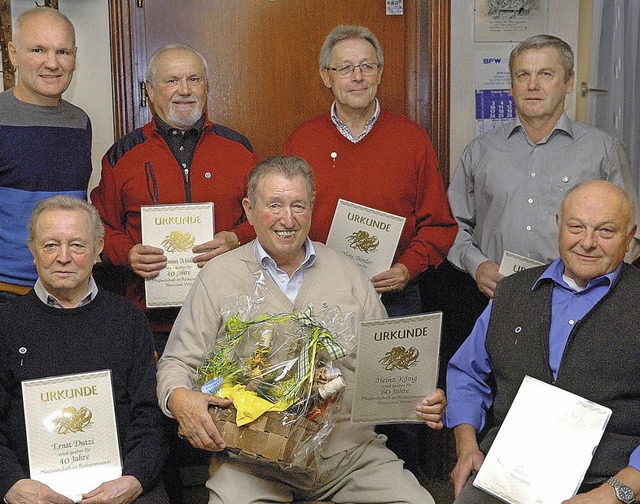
447, 112, 638, 278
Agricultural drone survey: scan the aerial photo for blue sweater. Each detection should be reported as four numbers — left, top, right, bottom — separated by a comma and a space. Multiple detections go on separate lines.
0, 90, 92, 286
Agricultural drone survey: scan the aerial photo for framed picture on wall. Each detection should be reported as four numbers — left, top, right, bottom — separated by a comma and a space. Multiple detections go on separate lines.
474, 0, 549, 42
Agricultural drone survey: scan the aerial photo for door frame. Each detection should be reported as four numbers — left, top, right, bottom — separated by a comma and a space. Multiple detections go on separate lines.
108, 0, 451, 181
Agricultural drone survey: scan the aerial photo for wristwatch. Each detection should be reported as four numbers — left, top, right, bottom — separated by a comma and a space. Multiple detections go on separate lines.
607, 477, 635, 504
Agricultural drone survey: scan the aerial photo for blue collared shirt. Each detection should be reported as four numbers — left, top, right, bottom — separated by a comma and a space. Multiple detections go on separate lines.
253, 238, 316, 302
445, 258, 640, 470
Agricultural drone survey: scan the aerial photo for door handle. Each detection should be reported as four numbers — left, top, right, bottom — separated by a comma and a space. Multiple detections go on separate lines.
580, 81, 608, 98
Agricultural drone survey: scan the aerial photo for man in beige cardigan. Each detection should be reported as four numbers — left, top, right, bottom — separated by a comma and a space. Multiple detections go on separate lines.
157, 156, 446, 503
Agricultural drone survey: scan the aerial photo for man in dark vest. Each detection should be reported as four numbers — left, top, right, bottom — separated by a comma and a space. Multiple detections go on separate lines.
446, 180, 640, 504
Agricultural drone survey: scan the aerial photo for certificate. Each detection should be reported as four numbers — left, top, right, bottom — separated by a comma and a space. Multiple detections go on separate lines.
326, 199, 405, 277
499, 250, 545, 277
21, 370, 121, 502
352, 312, 442, 423
141, 203, 214, 307
473, 376, 611, 504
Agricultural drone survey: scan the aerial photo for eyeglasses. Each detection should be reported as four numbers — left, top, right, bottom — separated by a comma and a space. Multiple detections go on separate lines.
326, 62, 381, 77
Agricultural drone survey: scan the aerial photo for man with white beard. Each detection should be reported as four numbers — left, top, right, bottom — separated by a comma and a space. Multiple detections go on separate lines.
91, 43, 258, 354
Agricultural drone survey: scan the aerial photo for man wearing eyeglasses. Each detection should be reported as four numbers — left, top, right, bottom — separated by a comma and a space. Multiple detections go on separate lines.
285, 25, 456, 319
284, 25, 457, 476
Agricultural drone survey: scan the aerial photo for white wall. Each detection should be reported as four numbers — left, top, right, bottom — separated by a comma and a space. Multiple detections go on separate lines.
10, 0, 114, 193
450, 0, 580, 179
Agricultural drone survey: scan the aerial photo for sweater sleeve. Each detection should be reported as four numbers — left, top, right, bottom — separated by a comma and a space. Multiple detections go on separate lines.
119, 305, 168, 491
396, 133, 458, 278
0, 328, 27, 497
91, 154, 137, 266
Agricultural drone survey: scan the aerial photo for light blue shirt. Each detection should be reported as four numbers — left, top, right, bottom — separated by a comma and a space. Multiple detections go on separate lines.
253, 238, 316, 302
445, 258, 640, 470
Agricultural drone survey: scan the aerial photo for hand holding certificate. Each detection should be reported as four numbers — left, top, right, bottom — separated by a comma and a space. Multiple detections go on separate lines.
473, 376, 611, 504
326, 199, 405, 277
141, 203, 214, 307
352, 313, 442, 423
21, 371, 121, 502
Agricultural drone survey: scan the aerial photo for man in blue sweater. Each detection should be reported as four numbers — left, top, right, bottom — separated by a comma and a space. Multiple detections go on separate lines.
0, 196, 167, 503
447, 180, 640, 503
0, 7, 92, 305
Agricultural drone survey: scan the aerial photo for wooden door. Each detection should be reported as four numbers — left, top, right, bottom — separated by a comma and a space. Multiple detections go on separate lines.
109, 0, 451, 176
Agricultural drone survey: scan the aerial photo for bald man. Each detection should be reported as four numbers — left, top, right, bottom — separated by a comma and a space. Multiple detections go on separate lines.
446, 180, 640, 503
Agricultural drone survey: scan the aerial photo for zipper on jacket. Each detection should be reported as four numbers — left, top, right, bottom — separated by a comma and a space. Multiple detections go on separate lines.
144, 162, 159, 204
183, 167, 192, 202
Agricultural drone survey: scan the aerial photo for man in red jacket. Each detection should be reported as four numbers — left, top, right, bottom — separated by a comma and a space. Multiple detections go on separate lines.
92, 43, 258, 354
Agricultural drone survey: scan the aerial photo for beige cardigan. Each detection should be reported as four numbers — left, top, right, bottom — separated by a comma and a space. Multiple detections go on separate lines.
157, 240, 386, 458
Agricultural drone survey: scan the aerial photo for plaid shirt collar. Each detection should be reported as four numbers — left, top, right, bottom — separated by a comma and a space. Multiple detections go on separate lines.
330, 98, 380, 143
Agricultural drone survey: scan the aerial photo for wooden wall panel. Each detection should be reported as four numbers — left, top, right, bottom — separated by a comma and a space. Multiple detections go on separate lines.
109, 0, 450, 180
138, 0, 408, 159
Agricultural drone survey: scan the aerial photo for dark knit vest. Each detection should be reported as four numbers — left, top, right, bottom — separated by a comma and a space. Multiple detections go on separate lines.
481, 263, 640, 483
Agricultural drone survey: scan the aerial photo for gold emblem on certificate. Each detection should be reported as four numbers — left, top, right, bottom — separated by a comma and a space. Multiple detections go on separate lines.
141, 202, 214, 307
21, 370, 122, 502
326, 199, 405, 277
499, 250, 545, 276
474, 376, 611, 504
352, 313, 442, 423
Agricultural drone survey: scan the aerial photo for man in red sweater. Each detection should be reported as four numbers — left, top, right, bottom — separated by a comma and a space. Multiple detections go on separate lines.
91, 43, 258, 353
284, 25, 456, 319
284, 24, 457, 478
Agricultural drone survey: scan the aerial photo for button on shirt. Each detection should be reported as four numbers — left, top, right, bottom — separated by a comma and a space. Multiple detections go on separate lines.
447, 112, 638, 278
253, 239, 316, 302
445, 258, 640, 470
155, 114, 204, 170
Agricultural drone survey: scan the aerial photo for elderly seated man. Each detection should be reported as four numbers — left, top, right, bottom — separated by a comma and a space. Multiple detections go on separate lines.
446, 180, 640, 504
0, 196, 168, 504
157, 155, 447, 504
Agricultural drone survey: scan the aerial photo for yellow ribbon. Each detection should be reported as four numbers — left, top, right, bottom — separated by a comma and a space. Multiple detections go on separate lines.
218, 383, 292, 426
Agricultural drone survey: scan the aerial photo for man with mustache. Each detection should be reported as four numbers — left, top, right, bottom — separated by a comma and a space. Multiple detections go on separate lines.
91, 43, 258, 355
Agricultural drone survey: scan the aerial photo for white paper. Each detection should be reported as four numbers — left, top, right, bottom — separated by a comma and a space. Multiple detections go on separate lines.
326, 199, 405, 278
141, 203, 214, 307
352, 313, 441, 423
499, 250, 545, 276
22, 371, 122, 502
473, 376, 611, 504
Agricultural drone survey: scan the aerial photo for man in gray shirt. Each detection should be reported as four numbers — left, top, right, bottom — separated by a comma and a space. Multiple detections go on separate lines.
447, 34, 638, 298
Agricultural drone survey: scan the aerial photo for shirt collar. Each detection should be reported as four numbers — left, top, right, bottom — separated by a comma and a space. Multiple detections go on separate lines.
507, 111, 574, 142
533, 257, 620, 293
252, 238, 316, 271
34, 276, 98, 308
330, 98, 380, 143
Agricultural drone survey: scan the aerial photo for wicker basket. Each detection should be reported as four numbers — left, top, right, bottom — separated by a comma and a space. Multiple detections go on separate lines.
209, 405, 321, 469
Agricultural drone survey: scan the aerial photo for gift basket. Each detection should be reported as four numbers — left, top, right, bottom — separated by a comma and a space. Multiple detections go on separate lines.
195, 277, 356, 469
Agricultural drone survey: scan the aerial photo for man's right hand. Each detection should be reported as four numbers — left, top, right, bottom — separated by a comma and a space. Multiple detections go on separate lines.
451, 424, 485, 497
167, 388, 232, 451
475, 261, 503, 298
127, 244, 167, 279
5, 479, 73, 504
